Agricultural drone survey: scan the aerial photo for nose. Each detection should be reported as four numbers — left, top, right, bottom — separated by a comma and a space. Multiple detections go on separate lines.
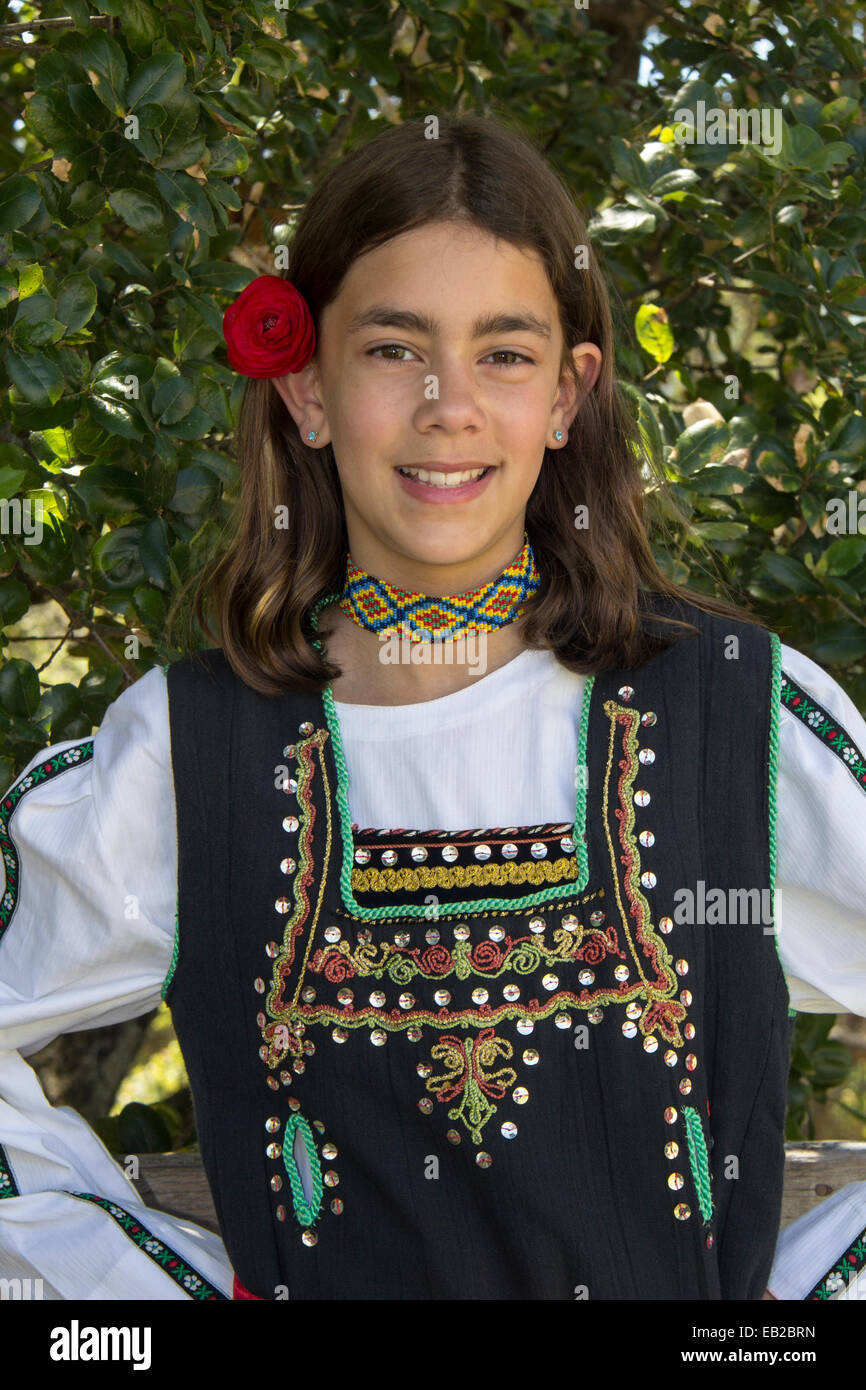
412, 356, 487, 433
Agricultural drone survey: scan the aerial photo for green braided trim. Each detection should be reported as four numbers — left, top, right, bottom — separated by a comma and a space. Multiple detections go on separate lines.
282, 1113, 323, 1227
767, 632, 795, 1017
308, 592, 592, 920
160, 902, 180, 1001
682, 1105, 714, 1223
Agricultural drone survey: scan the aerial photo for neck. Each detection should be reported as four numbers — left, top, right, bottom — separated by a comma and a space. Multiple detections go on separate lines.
319, 602, 531, 705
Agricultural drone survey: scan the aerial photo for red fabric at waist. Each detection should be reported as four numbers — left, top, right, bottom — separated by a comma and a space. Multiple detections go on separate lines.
233, 1273, 264, 1300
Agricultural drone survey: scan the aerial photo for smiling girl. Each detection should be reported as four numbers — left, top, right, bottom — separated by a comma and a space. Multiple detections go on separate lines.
1, 113, 865, 1303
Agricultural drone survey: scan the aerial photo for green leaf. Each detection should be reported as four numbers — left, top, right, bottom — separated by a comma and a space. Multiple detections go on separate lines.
56, 274, 98, 333
80, 32, 129, 116
108, 188, 166, 233
5, 350, 65, 406
155, 170, 216, 234
126, 51, 187, 109
0, 176, 41, 233
168, 465, 218, 515
123, 0, 164, 52
140, 517, 171, 588
116, 1101, 172, 1154
207, 135, 249, 176
810, 621, 866, 664
73, 464, 147, 515
190, 0, 214, 53
689, 521, 749, 541
153, 376, 196, 424
18, 265, 43, 300
672, 420, 730, 475
759, 552, 823, 595
0, 578, 30, 626
588, 204, 656, 243
0, 659, 41, 718
650, 168, 699, 197
635, 304, 675, 363
0, 466, 31, 499
91, 525, 147, 588
820, 537, 866, 576
820, 96, 858, 127
610, 136, 650, 192
87, 394, 144, 441
804, 141, 854, 173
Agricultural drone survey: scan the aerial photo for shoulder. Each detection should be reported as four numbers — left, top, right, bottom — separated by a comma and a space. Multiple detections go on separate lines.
162, 646, 232, 691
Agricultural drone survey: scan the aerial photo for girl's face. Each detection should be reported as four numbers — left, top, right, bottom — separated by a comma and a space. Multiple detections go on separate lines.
274, 220, 601, 592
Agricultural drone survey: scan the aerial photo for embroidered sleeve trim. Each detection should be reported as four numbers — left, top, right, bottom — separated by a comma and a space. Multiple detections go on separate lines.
67, 1191, 228, 1299
780, 667, 866, 797
806, 1222, 866, 1299
0, 1140, 20, 1198
0, 741, 95, 950
0, 1142, 225, 1297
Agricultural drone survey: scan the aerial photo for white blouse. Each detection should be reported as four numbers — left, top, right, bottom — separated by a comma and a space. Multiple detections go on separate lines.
0, 640, 864, 1300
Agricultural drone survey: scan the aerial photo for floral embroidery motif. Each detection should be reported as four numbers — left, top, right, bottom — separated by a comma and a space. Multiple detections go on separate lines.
780, 670, 866, 795
67, 1192, 227, 1299
310, 918, 621, 992
807, 1225, 866, 1299
426, 1029, 517, 1144
0, 741, 95, 946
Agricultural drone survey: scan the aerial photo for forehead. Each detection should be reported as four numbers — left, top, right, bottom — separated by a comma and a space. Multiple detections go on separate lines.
327, 221, 556, 321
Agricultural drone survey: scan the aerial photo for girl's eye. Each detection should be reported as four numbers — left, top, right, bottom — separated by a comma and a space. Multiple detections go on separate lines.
367, 344, 417, 362
485, 350, 533, 367
367, 345, 533, 367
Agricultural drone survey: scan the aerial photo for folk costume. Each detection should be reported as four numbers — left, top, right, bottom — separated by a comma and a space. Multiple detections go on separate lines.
1, 283, 865, 1299
0, 570, 865, 1299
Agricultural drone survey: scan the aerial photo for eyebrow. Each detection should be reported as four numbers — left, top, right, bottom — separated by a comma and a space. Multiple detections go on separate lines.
346, 306, 552, 341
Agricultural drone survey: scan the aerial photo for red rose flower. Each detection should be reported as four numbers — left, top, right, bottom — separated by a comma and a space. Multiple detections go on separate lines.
222, 275, 316, 378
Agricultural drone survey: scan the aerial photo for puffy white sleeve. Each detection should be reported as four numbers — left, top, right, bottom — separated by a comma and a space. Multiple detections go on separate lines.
775, 643, 866, 1018
0, 664, 232, 1299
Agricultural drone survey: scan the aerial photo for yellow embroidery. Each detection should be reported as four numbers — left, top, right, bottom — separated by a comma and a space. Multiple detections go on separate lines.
427, 1029, 517, 1144
351, 855, 579, 894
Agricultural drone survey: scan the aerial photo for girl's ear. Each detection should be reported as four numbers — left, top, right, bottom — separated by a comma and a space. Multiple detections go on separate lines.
553, 342, 602, 435
271, 366, 331, 446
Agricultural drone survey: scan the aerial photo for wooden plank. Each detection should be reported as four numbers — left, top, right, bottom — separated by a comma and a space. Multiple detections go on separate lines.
132, 1143, 866, 1236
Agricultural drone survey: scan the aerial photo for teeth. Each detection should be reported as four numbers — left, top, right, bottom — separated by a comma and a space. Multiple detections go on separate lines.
399, 467, 487, 487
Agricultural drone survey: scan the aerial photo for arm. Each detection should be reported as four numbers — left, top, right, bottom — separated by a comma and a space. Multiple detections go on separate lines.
0, 666, 232, 1298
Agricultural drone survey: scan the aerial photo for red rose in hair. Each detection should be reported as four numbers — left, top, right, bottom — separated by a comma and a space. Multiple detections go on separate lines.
222, 275, 316, 378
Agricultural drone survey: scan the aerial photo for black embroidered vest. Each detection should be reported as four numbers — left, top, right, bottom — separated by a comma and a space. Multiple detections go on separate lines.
163, 595, 794, 1300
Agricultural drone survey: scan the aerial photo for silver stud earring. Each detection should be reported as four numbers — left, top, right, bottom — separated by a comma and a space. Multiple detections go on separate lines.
307, 430, 318, 442
554, 430, 563, 442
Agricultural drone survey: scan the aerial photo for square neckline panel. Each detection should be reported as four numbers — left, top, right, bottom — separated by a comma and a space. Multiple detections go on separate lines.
310, 633, 596, 920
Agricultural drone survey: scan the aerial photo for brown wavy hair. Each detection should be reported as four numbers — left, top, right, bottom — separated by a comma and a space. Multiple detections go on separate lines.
172, 110, 763, 696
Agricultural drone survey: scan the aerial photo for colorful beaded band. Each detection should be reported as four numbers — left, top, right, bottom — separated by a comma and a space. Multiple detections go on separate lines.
338, 532, 540, 643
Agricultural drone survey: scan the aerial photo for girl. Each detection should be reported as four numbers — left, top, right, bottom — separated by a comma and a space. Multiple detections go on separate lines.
1, 113, 865, 1301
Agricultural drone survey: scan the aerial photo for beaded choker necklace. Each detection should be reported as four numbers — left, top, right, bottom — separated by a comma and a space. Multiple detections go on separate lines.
338, 532, 540, 643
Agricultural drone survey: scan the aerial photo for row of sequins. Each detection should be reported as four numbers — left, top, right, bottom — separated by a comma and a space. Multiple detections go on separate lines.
257, 719, 338, 1245
619, 683, 710, 1241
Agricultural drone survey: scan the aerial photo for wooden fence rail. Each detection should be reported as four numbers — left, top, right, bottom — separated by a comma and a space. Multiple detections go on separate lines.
131, 1142, 866, 1236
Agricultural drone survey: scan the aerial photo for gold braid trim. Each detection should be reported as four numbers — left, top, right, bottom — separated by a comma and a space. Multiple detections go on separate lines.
351, 855, 579, 894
